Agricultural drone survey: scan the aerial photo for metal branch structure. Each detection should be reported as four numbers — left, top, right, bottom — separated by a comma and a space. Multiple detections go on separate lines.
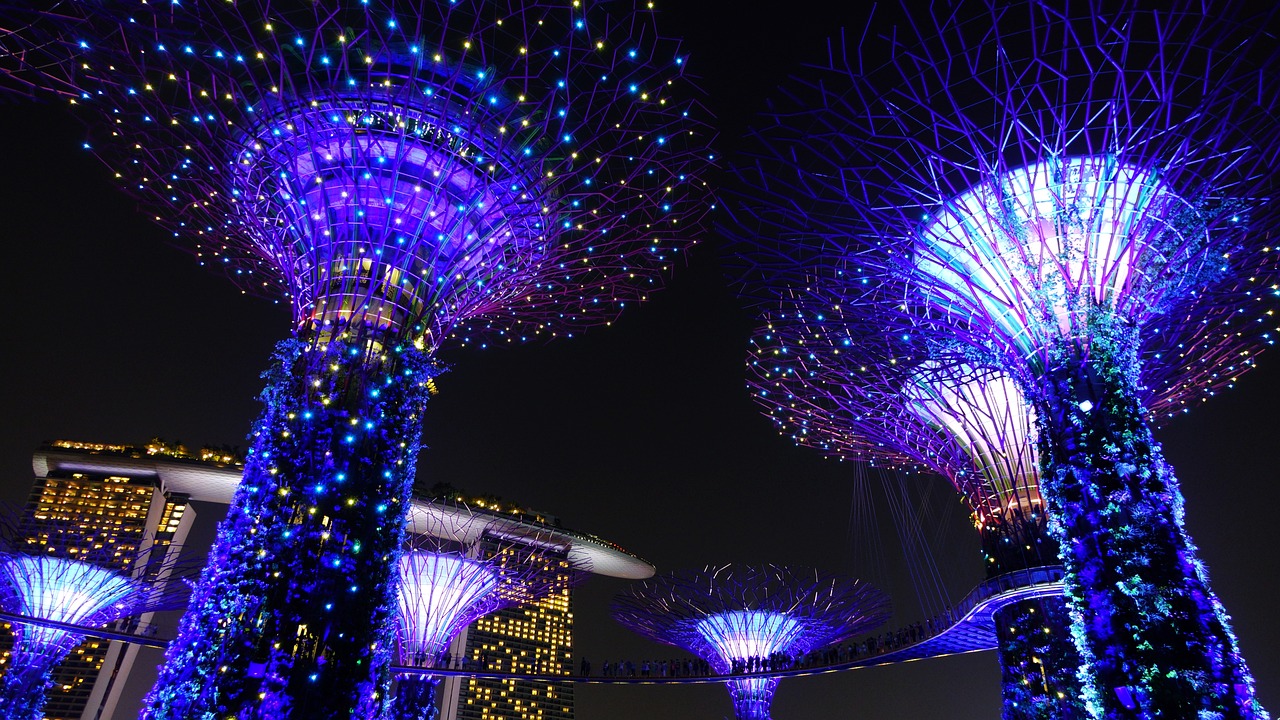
747, 298, 1085, 719
392, 503, 591, 720
0, 1, 711, 717
0, 2, 91, 99
0, 518, 195, 720
747, 296, 1051, 570
727, 2, 1280, 717
612, 564, 890, 720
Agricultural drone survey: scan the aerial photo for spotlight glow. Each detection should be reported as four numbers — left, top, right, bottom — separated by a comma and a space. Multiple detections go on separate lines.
396, 552, 500, 662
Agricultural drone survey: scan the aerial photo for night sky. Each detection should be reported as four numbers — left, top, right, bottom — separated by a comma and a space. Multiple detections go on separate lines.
2, 2, 1279, 718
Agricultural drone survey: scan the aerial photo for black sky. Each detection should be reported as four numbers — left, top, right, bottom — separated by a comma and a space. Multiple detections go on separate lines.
1, 2, 1278, 718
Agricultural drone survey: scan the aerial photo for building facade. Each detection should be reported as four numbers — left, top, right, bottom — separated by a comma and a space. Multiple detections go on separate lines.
1, 447, 650, 720
439, 532, 576, 720
0, 440, 210, 719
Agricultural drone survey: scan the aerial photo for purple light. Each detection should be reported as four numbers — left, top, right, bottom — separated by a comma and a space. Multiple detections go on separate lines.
0, 556, 137, 652
914, 156, 1186, 359
729, 3, 1279, 717
396, 552, 500, 664
390, 504, 592, 719
694, 611, 803, 663
694, 611, 805, 720
0, 1, 712, 714
613, 565, 890, 720
0, 519, 194, 720
901, 363, 1041, 522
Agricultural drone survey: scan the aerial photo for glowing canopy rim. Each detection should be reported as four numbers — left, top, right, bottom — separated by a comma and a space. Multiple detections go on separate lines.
694, 611, 805, 663
0, 554, 140, 650
914, 154, 1201, 356
396, 551, 501, 659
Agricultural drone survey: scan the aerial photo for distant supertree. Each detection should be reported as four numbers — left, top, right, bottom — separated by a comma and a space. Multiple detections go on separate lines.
747, 298, 1085, 719
612, 565, 890, 720
2, 1, 711, 716
393, 503, 590, 720
728, 2, 1279, 717
0, 518, 194, 720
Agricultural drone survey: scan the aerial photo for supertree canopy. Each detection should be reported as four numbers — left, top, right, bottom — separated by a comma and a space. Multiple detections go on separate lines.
0, 518, 194, 720
1, 1, 711, 717
727, 1, 1279, 717
392, 503, 590, 720
747, 300, 1085, 719
747, 298, 1051, 572
612, 564, 890, 720
49, 0, 712, 348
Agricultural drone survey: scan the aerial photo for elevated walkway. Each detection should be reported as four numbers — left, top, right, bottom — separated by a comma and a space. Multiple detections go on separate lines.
0, 566, 1065, 685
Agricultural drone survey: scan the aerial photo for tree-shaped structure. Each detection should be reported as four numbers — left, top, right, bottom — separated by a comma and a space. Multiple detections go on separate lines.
5, 1, 711, 716
747, 298, 1085, 719
393, 502, 590, 720
0, 518, 194, 720
612, 564, 890, 720
727, 2, 1278, 717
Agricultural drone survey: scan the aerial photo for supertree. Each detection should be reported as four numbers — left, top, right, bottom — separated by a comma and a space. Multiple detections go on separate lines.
392, 502, 590, 720
0, 516, 195, 720
726, 2, 1279, 717
1, 1, 711, 716
746, 297, 1085, 719
611, 564, 890, 720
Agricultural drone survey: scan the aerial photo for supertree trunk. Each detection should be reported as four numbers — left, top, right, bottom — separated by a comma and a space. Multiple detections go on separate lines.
1034, 318, 1265, 720
981, 521, 1088, 720
994, 598, 1088, 720
726, 676, 779, 720
143, 336, 436, 720
0, 664, 50, 720
394, 674, 441, 720
0, 638, 74, 720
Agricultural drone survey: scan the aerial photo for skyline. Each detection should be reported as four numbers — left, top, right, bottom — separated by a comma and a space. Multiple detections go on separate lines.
2, 2, 1279, 718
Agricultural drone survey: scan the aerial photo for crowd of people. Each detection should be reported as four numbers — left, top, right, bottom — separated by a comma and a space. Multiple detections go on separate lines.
403, 650, 498, 671
393, 609, 972, 678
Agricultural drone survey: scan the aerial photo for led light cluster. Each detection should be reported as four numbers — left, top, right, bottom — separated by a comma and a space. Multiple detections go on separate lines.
1, 2, 711, 717
49, 0, 712, 349
141, 338, 438, 719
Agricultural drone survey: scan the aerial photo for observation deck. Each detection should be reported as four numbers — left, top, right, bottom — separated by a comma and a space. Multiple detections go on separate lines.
32, 444, 654, 580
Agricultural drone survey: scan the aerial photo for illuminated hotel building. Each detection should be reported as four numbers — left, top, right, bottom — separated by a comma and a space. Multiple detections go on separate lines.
419, 487, 649, 720
439, 534, 576, 720
0, 450, 650, 720
0, 440, 220, 720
